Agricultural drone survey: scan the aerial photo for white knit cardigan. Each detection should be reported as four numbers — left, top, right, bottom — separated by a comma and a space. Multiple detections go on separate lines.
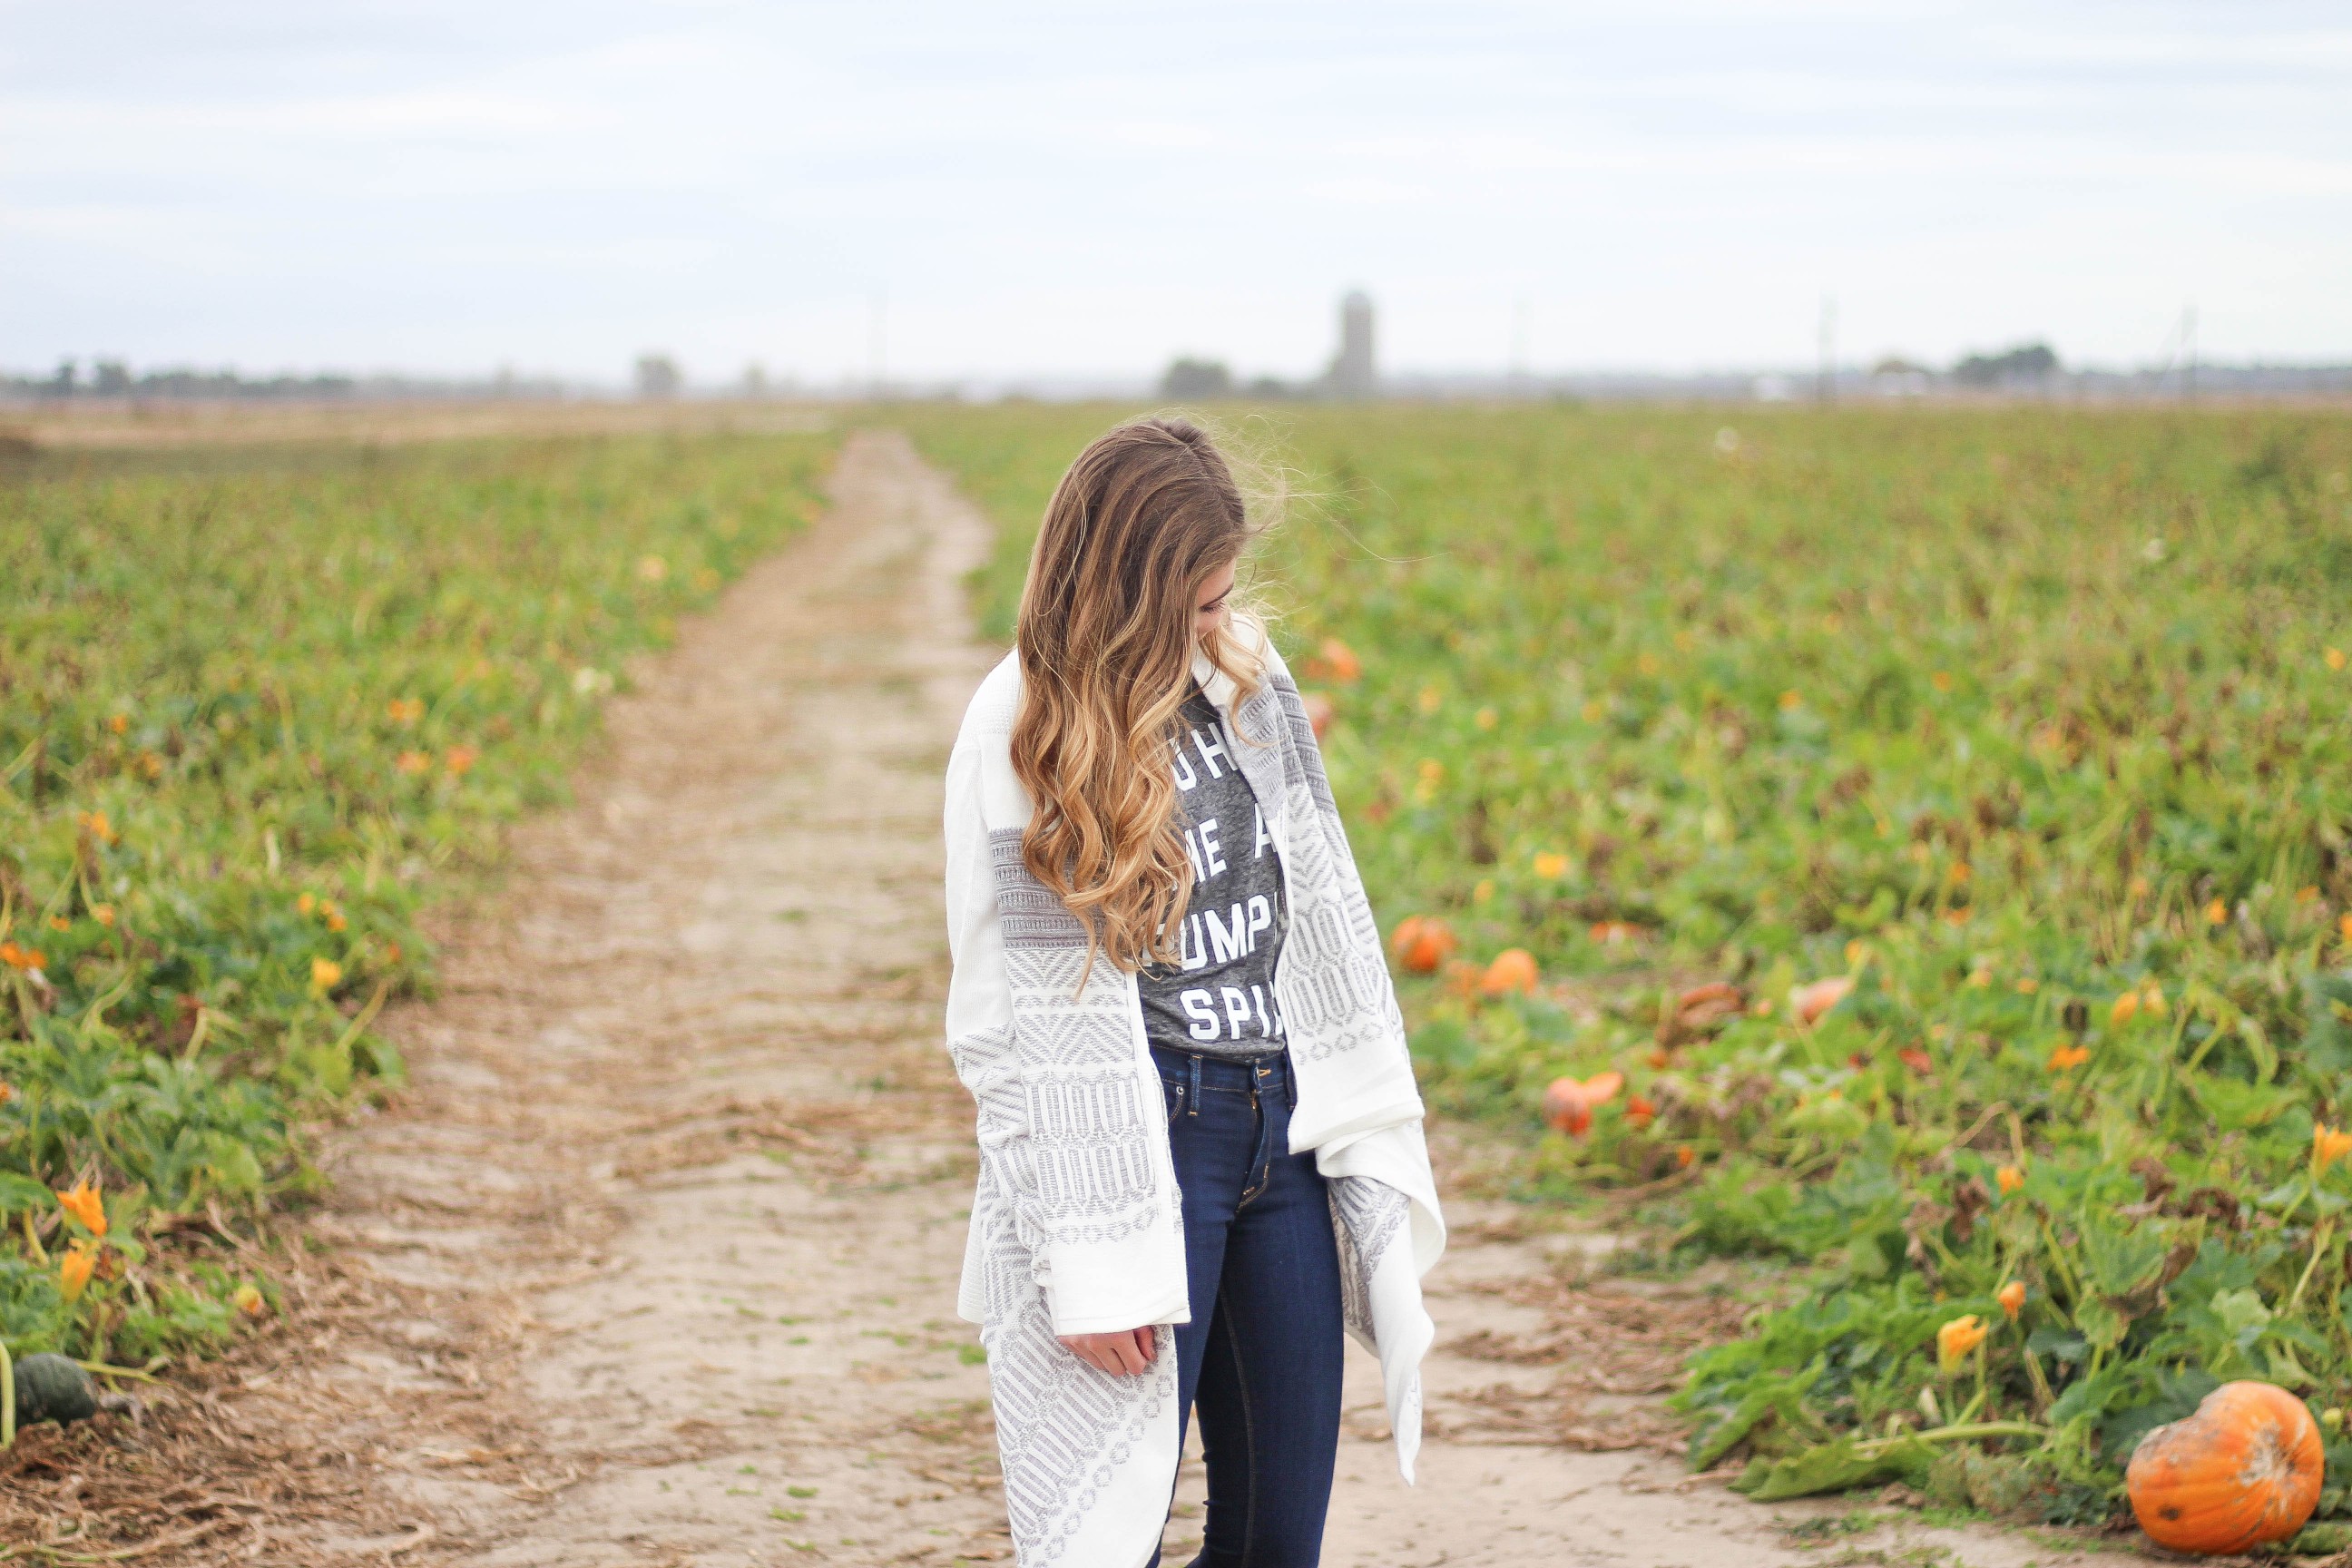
942, 620, 1446, 1568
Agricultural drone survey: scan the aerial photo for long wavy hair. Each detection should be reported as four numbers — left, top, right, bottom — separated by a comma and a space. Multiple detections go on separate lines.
1012, 416, 1266, 974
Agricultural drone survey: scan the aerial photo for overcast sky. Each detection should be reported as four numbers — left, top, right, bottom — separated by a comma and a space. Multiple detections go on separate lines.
6, 1, 2348, 385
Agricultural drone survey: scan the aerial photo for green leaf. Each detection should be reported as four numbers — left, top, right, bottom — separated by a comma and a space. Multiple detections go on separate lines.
1688, 1360, 1827, 1472
0, 1173, 55, 1218
2214, 1287, 2274, 1338
2269, 1341, 2319, 1389
2078, 1212, 2171, 1298
2288, 1522, 2352, 1555
1731, 1436, 1933, 1502
2097, 1369, 2218, 1464
2025, 1327, 2089, 1363
2190, 1073, 2291, 1132
2075, 1298, 2128, 1351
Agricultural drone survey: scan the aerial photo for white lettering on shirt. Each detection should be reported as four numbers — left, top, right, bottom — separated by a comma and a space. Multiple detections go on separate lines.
1182, 990, 1220, 1041
1196, 817, 1226, 877
1192, 724, 1230, 779
1221, 986, 1252, 1038
1204, 903, 1244, 964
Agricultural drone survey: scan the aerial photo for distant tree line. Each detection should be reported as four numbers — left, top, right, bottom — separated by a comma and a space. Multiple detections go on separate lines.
1950, 343, 2061, 387
1158, 357, 1316, 401
5, 359, 571, 402
6, 360, 363, 399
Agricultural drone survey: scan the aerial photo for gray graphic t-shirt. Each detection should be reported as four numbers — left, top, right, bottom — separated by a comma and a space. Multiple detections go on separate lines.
1139, 687, 1289, 1058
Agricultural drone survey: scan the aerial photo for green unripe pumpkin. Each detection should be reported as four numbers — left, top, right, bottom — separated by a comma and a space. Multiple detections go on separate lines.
13, 1353, 99, 1426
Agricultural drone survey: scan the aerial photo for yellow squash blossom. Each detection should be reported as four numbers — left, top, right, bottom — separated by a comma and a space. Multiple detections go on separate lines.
2047, 1044, 2091, 1073
59, 1243, 96, 1303
2315, 1125, 2352, 1173
54, 1181, 106, 1238
1937, 1314, 1989, 1369
1995, 1165, 2025, 1195
310, 957, 344, 992
1998, 1281, 2027, 1320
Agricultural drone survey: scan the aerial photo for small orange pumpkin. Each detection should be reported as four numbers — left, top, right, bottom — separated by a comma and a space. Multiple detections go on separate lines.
1481, 948, 1539, 997
2126, 1380, 2322, 1555
1541, 1070, 1624, 1136
1389, 916, 1459, 975
1302, 637, 1362, 684
1789, 975, 1855, 1026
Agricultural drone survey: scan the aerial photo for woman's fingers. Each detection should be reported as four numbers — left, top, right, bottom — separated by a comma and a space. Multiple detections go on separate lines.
1056, 1328, 1161, 1376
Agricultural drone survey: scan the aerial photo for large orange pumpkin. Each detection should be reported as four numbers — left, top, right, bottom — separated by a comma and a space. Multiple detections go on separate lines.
2126, 1381, 2322, 1554
1389, 916, 1459, 975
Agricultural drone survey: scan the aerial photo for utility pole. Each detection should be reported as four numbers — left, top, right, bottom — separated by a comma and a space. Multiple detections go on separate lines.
2183, 303, 2197, 405
1817, 295, 1838, 405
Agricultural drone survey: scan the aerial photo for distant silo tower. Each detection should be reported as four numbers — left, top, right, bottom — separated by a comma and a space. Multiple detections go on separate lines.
1328, 289, 1377, 398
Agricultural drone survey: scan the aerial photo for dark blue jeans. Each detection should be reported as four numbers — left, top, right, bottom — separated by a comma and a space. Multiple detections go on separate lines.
1147, 1044, 1345, 1568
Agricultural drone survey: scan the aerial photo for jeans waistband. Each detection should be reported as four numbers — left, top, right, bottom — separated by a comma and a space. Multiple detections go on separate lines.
1150, 1042, 1291, 1094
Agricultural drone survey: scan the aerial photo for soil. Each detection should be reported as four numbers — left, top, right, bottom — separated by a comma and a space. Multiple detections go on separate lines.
1, 430, 2158, 1566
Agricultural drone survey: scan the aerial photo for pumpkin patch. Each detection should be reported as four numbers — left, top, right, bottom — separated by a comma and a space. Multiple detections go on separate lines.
903, 400, 2352, 1532
0, 430, 838, 1372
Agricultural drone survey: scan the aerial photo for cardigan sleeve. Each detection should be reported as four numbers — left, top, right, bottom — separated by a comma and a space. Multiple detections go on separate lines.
944, 736, 1011, 1045
942, 733, 1027, 1327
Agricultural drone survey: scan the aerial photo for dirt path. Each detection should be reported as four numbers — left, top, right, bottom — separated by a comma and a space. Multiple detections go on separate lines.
199, 431, 2145, 1567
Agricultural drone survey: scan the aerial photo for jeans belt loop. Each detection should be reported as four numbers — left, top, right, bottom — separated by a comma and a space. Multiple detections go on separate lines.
1188, 1051, 1202, 1117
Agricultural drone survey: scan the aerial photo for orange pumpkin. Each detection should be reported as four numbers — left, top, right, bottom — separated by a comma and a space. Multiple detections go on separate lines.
1302, 637, 1362, 684
1541, 1070, 1624, 1136
2127, 1381, 2323, 1555
1481, 948, 1539, 997
1389, 916, 1459, 975
1789, 975, 1856, 1026
1675, 980, 1745, 1027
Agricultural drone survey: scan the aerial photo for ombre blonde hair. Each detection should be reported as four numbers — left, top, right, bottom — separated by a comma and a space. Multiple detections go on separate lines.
1012, 416, 1268, 973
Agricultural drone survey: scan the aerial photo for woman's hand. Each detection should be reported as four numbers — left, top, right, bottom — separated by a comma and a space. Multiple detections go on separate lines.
1058, 1326, 1158, 1376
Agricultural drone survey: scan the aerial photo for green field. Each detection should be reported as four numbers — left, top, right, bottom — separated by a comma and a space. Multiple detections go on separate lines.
0, 429, 834, 1367
901, 400, 2352, 1523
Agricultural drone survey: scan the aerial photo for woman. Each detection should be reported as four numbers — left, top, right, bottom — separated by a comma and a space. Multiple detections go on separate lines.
942, 416, 1445, 1568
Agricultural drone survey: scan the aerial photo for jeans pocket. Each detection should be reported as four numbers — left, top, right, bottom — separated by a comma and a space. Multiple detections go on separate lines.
1158, 1076, 1185, 1124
